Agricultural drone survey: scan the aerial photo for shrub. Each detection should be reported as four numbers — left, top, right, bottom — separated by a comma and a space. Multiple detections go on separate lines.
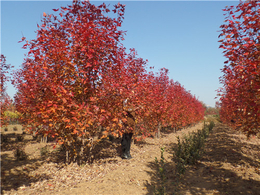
14, 148, 27, 161
209, 121, 215, 131
174, 122, 214, 175
154, 147, 166, 195
40, 146, 49, 157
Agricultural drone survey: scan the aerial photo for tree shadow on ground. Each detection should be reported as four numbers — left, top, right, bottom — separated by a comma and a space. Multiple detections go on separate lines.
134, 139, 157, 148
144, 123, 260, 195
178, 162, 260, 195
86, 137, 122, 164
144, 159, 178, 195
1, 135, 33, 152
50, 137, 122, 164
160, 123, 200, 136
1, 136, 123, 194
1, 152, 50, 194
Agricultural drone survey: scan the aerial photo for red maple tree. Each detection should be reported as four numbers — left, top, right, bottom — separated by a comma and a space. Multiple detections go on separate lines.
14, 1, 205, 163
218, 0, 260, 136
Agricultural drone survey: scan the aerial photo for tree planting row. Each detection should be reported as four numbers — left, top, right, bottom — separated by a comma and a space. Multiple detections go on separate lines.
10, 1, 204, 161
0, 55, 13, 126
218, 1, 260, 137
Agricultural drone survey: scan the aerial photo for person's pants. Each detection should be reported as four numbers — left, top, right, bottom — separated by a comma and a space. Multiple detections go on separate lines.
121, 133, 133, 158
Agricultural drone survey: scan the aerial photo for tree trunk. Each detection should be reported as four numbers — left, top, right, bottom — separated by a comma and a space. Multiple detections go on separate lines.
156, 122, 161, 138
66, 150, 69, 164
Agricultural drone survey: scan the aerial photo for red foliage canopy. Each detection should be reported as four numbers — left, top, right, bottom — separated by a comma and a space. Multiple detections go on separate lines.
13, 1, 205, 160
218, 1, 260, 136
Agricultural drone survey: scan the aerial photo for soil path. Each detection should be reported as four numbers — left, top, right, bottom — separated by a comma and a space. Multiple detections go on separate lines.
177, 123, 260, 195
2, 122, 260, 195
54, 123, 204, 195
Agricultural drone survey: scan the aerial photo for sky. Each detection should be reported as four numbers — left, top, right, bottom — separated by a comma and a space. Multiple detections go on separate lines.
1, 0, 239, 107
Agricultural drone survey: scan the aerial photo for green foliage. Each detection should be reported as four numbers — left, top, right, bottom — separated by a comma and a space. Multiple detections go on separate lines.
4, 110, 20, 119
174, 122, 215, 175
213, 115, 221, 122
154, 147, 167, 195
205, 115, 220, 124
204, 106, 219, 116
3, 111, 21, 125
208, 121, 215, 131
14, 148, 27, 161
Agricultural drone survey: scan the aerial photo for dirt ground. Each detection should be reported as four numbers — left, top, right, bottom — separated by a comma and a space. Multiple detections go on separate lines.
1, 122, 260, 195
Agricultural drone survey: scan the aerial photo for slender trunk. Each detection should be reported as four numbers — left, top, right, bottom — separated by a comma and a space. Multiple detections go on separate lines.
78, 138, 85, 165
132, 124, 136, 145
156, 122, 162, 138
66, 150, 69, 164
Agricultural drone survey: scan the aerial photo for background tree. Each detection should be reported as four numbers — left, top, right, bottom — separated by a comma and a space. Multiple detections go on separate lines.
0, 54, 13, 126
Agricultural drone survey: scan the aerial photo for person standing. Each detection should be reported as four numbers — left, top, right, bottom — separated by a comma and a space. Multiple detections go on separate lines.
121, 98, 135, 159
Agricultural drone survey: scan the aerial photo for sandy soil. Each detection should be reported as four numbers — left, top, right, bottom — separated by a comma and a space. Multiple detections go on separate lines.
1, 122, 260, 195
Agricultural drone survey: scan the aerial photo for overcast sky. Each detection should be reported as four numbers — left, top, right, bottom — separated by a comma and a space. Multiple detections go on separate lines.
1, 1, 238, 107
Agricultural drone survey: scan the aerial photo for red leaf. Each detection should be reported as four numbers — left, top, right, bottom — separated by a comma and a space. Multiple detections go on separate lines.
18, 37, 26, 43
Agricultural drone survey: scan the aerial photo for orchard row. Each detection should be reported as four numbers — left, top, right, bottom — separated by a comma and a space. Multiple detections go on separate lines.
0, 55, 13, 126
2, 1, 205, 151
218, 1, 260, 136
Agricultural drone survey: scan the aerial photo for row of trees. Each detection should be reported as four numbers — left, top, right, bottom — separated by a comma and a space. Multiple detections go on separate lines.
8, 1, 204, 161
204, 106, 219, 116
0, 55, 13, 126
218, 0, 260, 136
